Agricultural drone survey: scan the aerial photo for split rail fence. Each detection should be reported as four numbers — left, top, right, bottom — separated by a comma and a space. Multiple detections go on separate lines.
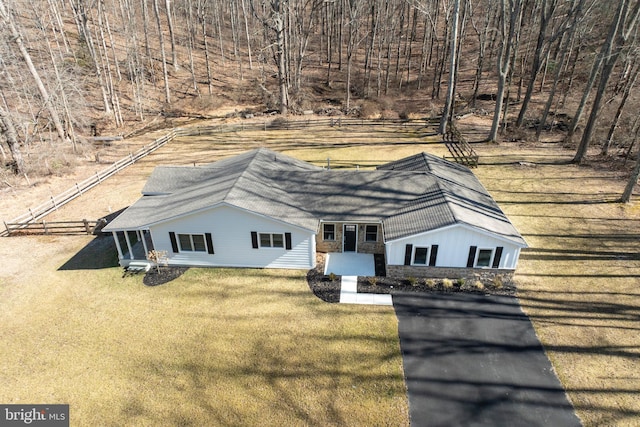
1, 117, 441, 237
4, 219, 100, 236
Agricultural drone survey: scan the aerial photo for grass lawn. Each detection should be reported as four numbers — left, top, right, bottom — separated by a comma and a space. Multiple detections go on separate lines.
474, 144, 640, 427
0, 236, 407, 426
2, 121, 640, 426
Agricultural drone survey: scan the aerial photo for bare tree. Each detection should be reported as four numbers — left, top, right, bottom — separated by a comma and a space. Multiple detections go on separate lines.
621, 149, 640, 202
251, 0, 290, 114
468, 0, 497, 108
573, 0, 640, 164
439, 0, 461, 134
153, 0, 171, 104
488, 0, 522, 142
0, 95, 25, 173
165, 0, 179, 70
602, 59, 639, 155
0, 0, 68, 142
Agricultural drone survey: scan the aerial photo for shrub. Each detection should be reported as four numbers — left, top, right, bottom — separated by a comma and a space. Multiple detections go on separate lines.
367, 277, 378, 286
359, 100, 381, 119
328, 272, 337, 282
456, 277, 466, 287
425, 279, 436, 288
407, 277, 418, 286
492, 275, 504, 289
474, 281, 485, 291
268, 117, 289, 129
442, 278, 453, 289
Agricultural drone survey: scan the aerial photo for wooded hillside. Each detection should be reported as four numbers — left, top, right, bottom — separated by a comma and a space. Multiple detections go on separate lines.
0, 0, 639, 198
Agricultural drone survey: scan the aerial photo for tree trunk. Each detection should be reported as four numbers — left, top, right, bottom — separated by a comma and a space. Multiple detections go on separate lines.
621, 149, 640, 202
516, 0, 556, 127
165, 0, 178, 70
275, 6, 288, 114
439, 0, 460, 134
0, 0, 67, 142
198, 0, 213, 95
0, 102, 25, 174
535, 35, 570, 139
573, 0, 640, 163
153, 0, 171, 104
489, 0, 522, 142
602, 63, 638, 155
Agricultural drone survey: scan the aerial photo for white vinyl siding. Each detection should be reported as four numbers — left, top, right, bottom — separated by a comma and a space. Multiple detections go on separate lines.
151, 204, 315, 269
386, 224, 522, 269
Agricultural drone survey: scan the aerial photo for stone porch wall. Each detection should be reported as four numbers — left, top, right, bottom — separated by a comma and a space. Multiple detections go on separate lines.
387, 265, 515, 281
316, 222, 385, 254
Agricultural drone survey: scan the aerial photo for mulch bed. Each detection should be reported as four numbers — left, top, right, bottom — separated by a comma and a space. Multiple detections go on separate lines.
356, 276, 516, 296
306, 259, 341, 303
306, 254, 516, 303
143, 267, 189, 286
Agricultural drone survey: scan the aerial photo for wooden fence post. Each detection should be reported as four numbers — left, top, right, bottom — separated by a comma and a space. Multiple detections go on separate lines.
83, 219, 91, 235
43, 220, 48, 235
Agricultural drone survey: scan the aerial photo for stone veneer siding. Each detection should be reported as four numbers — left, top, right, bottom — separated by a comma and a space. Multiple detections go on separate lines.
387, 265, 515, 281
316, 222, 385, 254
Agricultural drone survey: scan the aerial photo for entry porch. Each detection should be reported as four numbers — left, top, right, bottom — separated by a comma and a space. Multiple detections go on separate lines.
110, 229, 155, 267
324, 252, 376, 277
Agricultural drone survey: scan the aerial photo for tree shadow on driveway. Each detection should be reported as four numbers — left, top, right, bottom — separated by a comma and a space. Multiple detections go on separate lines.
393, 292, 582, 427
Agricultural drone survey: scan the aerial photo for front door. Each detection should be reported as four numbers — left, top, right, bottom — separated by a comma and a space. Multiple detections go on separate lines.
343, 224, 357, 252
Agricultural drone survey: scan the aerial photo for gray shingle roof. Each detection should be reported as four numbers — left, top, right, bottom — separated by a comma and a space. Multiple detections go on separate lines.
104, 148, 526, 247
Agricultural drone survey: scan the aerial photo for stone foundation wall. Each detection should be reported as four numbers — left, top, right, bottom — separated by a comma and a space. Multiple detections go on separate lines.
387, 265, 515, 281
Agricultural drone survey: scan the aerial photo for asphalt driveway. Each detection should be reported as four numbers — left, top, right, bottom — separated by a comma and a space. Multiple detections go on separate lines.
393, 293, 582, 427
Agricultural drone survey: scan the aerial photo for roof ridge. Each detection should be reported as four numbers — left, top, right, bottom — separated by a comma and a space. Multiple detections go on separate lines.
221, 148, 263, 202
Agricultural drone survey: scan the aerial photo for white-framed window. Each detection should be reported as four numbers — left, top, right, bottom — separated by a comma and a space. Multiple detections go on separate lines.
365, 224, 378, 242
259, 233, 285, 248
412, 246, 430, 265
178, 233, 207, 252
475, 248, 494, 267
323, 223, 335, 241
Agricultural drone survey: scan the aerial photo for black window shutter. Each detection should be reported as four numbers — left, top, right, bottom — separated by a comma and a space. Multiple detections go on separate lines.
169, 232, 179, 253
205, 233, 215, 254
251, 231, 259, 249
467, 246, 477, 268
404, 244, 413, 265
285, 233, 292, 250
492, 247, 503, 268
429, 245, 439, 266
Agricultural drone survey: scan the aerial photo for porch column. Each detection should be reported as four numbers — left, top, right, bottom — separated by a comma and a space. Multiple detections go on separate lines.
112, 231, 124, 259
140, 230, 149, 256
124, 230, 134, 259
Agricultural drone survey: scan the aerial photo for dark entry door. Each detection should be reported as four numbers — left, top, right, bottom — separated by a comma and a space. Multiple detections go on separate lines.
344, 224, 357, 252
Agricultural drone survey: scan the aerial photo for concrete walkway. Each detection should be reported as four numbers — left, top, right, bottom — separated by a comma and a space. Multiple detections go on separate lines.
324, 253, 391, 306
339, 275, 392, 306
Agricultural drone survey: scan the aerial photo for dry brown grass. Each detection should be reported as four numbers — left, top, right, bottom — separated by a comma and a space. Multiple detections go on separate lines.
474, 141, 640, 427
0, 236, 407, 426
1, 120, 640, 426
